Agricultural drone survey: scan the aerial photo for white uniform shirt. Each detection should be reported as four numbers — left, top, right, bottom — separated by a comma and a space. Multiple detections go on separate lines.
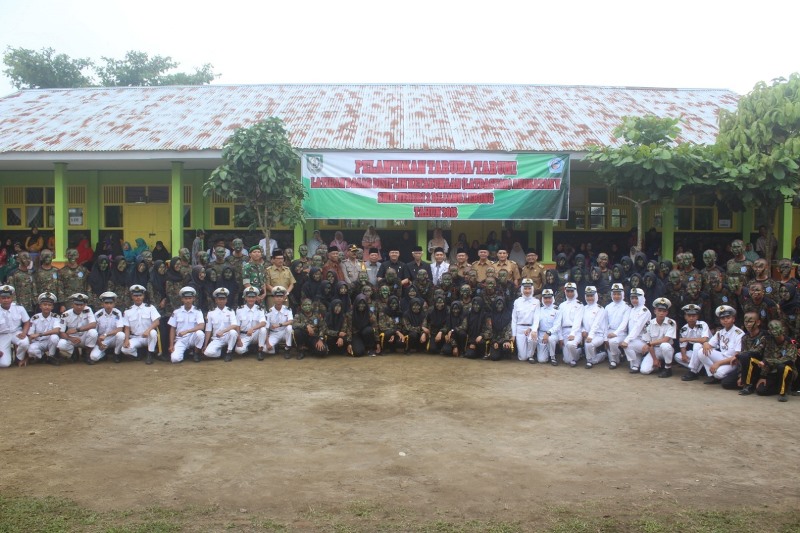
679, 320, 710, 349
94, 308, 123, 335
708, 325, 745, 358
205, 306, 238, 333
236, 304, 266, 332
642, 317, 677, 343
62, 306, 96, 331
0, 303, 30, 334
431, 261, 450, 286
168, 306, 205, 332
534, 304, 560, 334
267, 305, 293, 331
576, 303, 607, 340
604, 300, 631, 337
29, 312, 63, 335
511, 294, 540, 330
124, 303, 161, 336
558, 297, 583, 330
624, 303, 652, 343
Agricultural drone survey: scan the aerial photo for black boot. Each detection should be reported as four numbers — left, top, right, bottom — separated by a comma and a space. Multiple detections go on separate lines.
145, 352, 154, 365
224, 350, 232, 362
193, 349, 201, 363
84, 353, 95, 365
46, 355, 60, 366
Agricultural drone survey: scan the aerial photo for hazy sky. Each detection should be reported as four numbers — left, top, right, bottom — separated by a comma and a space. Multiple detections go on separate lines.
1, 0, 798, 96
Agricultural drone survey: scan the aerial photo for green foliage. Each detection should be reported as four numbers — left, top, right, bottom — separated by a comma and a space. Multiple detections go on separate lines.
97, 51, 215, 87
586, 115, 706, 201
204, 117, 304, 238
2, 46, 216, 89
2, 46, 93, 89
709, 73, 800, 262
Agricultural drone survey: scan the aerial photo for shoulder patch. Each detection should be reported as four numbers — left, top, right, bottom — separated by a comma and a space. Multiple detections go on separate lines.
733, 327, 744, 335
667, 319, 675, 325
82, 308, 90, 313
32, 314, 41, 320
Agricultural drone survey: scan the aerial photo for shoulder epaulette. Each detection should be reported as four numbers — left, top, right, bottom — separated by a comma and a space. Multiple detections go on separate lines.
32, 313, 41, 320
82, 308, 91, 314
667, 319, 675, 325
733, 327, 744, 335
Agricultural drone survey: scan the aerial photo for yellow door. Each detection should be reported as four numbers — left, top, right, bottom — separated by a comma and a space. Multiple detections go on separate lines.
124, 204, 171, 251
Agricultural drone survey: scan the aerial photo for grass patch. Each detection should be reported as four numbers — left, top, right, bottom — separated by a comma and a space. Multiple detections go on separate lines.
2, 494, 800, 532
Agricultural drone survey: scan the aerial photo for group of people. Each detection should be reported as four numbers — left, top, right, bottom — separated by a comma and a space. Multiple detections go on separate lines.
0, 230, 797, 402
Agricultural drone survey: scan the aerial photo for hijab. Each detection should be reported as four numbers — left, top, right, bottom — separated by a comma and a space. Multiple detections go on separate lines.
466, 296, 488, 339
325, 298, 345, 332
403, 297, 426, 327
87, 254, 111, 295
490, 296, 512, 334
427, 295, 449, 331
166, 256, 184, 283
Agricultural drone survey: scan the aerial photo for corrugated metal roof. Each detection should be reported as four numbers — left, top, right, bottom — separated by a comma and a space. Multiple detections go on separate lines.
0, 84, 738, 154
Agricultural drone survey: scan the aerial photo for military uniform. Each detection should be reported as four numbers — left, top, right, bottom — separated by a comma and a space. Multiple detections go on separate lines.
58, 265, 89, 300
730, 329, 770, 391
242, 261, 268, 296
726, 258, 753, 285
521, 262, 546, 293
33, 266, 61, 303
755, 336, 798, 398
8, 268, 35, 313
293, 308, 326, 356
225, 252, 249, 285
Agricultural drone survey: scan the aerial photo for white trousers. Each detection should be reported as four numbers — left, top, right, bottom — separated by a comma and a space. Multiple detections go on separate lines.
120, 330, 158, 356
204, 330, 238, 357
28, 334, 60, 359
536, 331, 559, 363
235, 329, 266, 354
90, 332, 126, 361
640, 342, 675, 374
623, 339, 648, 370
606, 336, 623, 364
514, 325, 534, 361
694, 346, 737, 379
0, 333, 30, 367
171, 331, 205, 362
265, 326, 293, 353
584, 336, 607, 364
57, 330, 98, 356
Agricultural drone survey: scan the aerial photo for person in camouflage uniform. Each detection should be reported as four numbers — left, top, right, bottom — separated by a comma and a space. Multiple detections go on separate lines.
86, 255, 112, 311
707, 270, 740, 332
742, 280, 781, 325
699, 249, 725, 294
726, 239, 753, 287
752, 258, 780, 299
178, 248, 193, 283
9, 251, 36, 313
33, 249, 61, 304
209, 245, 228, 280
109, 256, 132, 310
164, 257, 185, 317
677, 252, 701, 286
727, 310, 770, 392
58, 248, 89, 311
754, 320, 798, 401
293, 297, 326, 358
225, 238, 249, 285
242, 246, 268, 303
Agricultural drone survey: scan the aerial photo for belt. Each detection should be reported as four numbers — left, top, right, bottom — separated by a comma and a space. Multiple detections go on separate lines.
517, 324, 531, 326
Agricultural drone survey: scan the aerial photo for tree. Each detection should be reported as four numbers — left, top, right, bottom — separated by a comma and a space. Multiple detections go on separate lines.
97, 51, 215, 87
2, 46, 216, 89
585, 115, 707, 250
204, 118, 305, 242
2, 47, 93, 89
708, 74, 800, 264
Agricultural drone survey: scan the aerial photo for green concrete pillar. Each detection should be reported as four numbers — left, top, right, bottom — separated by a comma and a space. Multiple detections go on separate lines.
542, 222, 554, 263
87, 171, 99, 247
192, 172, 206, 232
53, 163, 68, 262
416, 221, 427, 254
780, 199, 793, 259
293, 223, 304, 252
171, 162, 184, 252
660, 203, 675, 263
741, 207, 754, 243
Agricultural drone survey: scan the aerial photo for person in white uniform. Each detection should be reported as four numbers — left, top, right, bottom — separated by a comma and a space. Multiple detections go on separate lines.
90, 291, 125, 363
25, 292, 62, 365
694, 305, 745, 384
0, 284, 30, 368
168, 287, 205, 363
265, 285, 294, 357
120, 284, 161, 364
620, 288, 651, 373
566, 286, 607, 368
203, 287, 239, 361
57, 293, 98, 364
511, 278, 539, 361
557, 282, 583, 361
639, 297, 677, 377
532, 288, 560, 365
676, 304, 710, 377
603, 283, 630, 369
235, 286, 267, 359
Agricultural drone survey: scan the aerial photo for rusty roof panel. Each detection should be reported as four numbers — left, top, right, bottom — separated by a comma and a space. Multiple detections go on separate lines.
0, 84, 738, 154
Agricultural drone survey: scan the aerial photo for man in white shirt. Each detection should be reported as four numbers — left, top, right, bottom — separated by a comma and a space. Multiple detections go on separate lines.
511, 278, 540, 361
120, 285, 161, 364
168, 287, 206, 363
203, 287, 239, 361
57, 293, 98, 364
677, 304, 710, 377
259, 230, 279, 259
26, 292, 62, 366
694, 305, 745, 384
557, 282, 583, 359
639, 297, 677, 377
90, 291, 125, 363
430, 247, 450, 286
235, 286, 267, 359
265, 286, 294, 358
566, 286, 607, 368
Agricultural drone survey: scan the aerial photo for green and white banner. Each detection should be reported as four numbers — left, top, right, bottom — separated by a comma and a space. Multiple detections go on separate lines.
300, 151, 569, 220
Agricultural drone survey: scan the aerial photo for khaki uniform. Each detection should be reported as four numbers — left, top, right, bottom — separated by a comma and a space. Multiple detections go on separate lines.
471, 260, 495, 282
494, 259, 521, 284
521, 262, 546, 292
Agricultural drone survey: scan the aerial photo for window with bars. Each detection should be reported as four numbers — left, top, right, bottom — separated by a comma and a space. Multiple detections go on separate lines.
3, 186, 86, 228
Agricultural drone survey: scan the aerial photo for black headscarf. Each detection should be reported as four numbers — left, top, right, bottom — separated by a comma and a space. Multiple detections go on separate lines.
152, 241, 171, 262
446, 301, 464, 331
131, 257, 150, 287
110, 255, 130, 287
403, 297, 426, 327
466, 296, 488, 339
302, 267, 323, 302
334, 281, 352, 314
189, 265, 209, 312
150, 260, 167, 301
351, 294, 373, 332
166, 257, 184, 283
220, 266, 240, 308
490, 296, 511, 334
87, 254, 111, 295
427, 295, 449, 332
325, 298, 345, 333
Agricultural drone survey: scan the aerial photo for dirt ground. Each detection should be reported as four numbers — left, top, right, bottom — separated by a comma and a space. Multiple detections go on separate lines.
1, 352, 799, 524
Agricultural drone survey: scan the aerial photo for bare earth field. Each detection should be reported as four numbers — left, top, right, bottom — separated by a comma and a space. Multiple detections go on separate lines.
1, 352, 799, 531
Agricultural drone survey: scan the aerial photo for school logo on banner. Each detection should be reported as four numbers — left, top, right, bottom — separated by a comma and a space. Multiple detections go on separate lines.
305, 154, 324, 174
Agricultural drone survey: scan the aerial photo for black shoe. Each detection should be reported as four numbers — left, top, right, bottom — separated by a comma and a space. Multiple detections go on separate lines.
658, 367, 672, 378
145, 352, 154, 365
257, 351, 265, 361
112, 352, 120, 364
46, 355, 60, 366
297, 350, 305, 360
779, 394, 788, 402
284, 351, 292, 359
550, 359, 558, 366
629, 367, 640, 374
156, 354, 169, 363
528, 358, 538, 364
704, 377, 721, 385
224, 352, 232, 362
739, 385, 754, 396
84, 355, 95, 365
71, 350, 79, 363
681, 371, 698, 381
193, 351, 201, 363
